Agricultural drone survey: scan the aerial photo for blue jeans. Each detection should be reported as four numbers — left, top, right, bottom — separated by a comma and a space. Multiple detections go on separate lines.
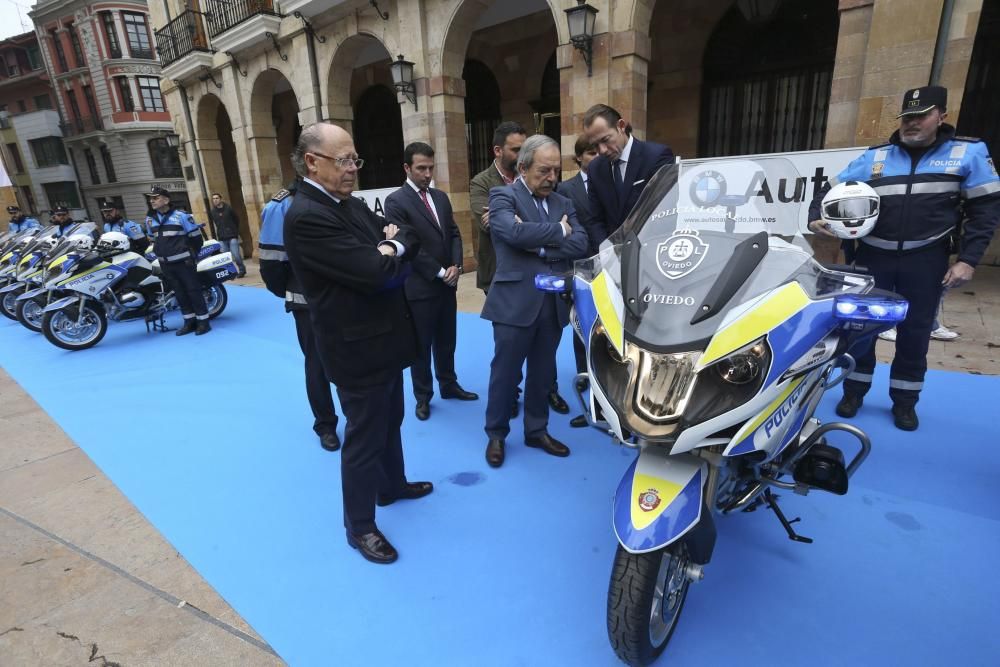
223, 237, 245, 273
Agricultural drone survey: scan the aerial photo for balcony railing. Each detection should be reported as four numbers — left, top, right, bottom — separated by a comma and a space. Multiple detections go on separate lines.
155, 9, 212, 68
59, 116, 104, 137
203, 0, 279, 38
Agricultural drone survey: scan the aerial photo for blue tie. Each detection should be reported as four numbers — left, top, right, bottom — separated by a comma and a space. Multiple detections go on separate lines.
534, 196, 547, 221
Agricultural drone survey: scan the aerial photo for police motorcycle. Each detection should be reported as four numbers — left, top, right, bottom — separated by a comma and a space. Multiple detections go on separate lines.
0, 228, 40, 291
39, 231, 238, 351
13, 224, 99, 332
0, 226, 62, 320
536, 158, 908, 666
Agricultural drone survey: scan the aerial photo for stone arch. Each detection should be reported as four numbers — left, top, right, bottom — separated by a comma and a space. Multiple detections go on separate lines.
248, 67, 302, 197
195, 92, 250, 253
324, 32, 397, 133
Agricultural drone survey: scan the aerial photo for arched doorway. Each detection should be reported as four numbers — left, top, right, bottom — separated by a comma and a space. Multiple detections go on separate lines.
196, 93, 249, 254
699, 0, 838, 157
354, 85, 404, 189
463, 59, 501, 176
534, 52, 560, 141
249, 69, 301, 199
957, 0, 1000, 153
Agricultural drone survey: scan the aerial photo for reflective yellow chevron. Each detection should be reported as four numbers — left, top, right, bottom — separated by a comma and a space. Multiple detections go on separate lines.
591, 270, 624, 358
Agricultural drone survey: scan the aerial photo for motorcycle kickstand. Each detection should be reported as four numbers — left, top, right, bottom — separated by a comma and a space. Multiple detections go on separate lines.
146, 312, 171, 333
763, 489, 813, 544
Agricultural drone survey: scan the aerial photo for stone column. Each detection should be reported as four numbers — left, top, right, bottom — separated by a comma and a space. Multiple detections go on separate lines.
824, 0, 876, 148
426, 76, 474, 267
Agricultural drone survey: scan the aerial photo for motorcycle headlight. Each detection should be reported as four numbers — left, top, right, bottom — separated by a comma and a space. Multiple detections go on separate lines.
634, 349, 701, 422
682, 337, 772, 428
715, 341, 767, 385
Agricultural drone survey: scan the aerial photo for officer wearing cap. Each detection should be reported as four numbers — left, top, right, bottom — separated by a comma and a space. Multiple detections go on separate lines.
7, 205, 40, 233
258, 178, 342, 452
146, 187, 211, 335
809, 85, 1000, 431
100, 200, 148, 254
50, 206, 75, 236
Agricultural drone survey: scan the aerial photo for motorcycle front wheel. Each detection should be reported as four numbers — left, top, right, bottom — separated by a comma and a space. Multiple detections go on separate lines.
1, 288, 22, 320
607, 542, 691, 666
15, 297, 44, 332
41, 303, 108, 351
203, 284, 228, 319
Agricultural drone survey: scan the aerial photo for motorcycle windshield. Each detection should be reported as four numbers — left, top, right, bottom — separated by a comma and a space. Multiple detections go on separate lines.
45, 222, 97, 262
578, 158, 867, 351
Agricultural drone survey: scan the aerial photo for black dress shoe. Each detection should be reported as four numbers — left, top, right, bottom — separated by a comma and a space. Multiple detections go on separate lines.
892, 404, 919, 431
569, 414, 588, 428
175, 320, 196, 336
347, 529, 398, 564
525, 433, 570, 457
377, 481, 434, 506
835, 394, 863, 418
195, 320, 211, 335
319, 431, 341, 452
440, 384, 479, 401
548, 391, 570, 414
486, 438, 505, 468
415, 401, 430, 421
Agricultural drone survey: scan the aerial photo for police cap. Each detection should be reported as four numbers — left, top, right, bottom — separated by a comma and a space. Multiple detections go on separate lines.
52, 205, 69, 214
898, 86, 947, 117
149, 186, 171, 198
6, 205, 19, 214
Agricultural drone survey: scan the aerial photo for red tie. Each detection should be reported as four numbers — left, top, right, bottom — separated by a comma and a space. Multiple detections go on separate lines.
419, 189, 439, 227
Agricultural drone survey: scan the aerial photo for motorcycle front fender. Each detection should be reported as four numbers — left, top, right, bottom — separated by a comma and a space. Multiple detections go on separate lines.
16, 287, 46, 301
0, 281, 24, 294
42, 295, 80, 313
613, 448, 706, 554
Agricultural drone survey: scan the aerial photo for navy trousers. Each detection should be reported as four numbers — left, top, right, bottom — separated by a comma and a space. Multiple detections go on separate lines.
292, 309, 338, 436
485, 293, 563, 440
408, 289, 459, 402
844, 242, 950, 406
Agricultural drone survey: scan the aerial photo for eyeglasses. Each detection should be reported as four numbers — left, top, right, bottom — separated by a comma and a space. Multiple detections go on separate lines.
310, 152, 364, 169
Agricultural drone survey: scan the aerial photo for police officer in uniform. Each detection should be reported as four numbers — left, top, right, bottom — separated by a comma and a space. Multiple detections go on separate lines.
50, 206, 75, 236
259, 179, 341, 452
809, 86, 1000, 431
146, 187, 211, 336
6, 205, 40, 233
100, 200, 148, 254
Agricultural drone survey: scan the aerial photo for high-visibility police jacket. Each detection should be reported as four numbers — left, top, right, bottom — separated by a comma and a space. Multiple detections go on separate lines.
147, 207, 203, 263
8, 216, 40, 233
827, 124, 1000, 266
258, 188, 306, 312
104, 217, 146, 241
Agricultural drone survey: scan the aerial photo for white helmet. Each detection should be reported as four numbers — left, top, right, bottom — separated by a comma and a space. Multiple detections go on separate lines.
96, 231, 130, 255
67, 234, 94, 253
821, 181, 880, 239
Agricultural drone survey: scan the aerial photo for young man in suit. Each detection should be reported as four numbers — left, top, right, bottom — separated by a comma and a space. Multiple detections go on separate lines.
284, 122, 433, 565
583, 104, 674, 242
385, 142, 478, 422
557, 135, 601, 428
481, 135, 589, 468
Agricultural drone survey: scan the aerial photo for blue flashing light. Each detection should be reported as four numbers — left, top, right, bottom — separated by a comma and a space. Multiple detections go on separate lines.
534, 273, 568, 293
833, 295, 908, 323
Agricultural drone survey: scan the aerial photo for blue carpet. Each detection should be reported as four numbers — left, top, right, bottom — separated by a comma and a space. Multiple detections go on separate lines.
1, 285, 997, 666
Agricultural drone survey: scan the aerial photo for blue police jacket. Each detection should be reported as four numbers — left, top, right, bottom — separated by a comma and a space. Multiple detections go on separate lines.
147, 207, 204, 263
8, 216, 40, 233
258, 188, 306, 311
827, 124, 1000, 266
104, 217, 146, 241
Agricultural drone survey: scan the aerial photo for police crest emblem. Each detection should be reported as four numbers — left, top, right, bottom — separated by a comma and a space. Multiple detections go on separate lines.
656, 229, 709, 280
638, 489, 661, 512
871, 162, 884, 178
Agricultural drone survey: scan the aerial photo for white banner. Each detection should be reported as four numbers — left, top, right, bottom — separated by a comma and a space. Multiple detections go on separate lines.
680, 146, 867, 233
353, 187, 399, 217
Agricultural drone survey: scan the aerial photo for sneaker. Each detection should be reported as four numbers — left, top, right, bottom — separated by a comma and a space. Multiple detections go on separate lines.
835, 394, 863, 418
878, 328, 897, 342
892, 404, 919, 431
930, 325, 959, 341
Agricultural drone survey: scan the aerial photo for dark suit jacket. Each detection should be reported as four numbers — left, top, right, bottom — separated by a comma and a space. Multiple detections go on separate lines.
284, 180, 419, 390
470, 164, 509, 290
384, 184, 463, 302
480, 181, 589, 328
588, 138, 674, 242
557, 172, 602, 256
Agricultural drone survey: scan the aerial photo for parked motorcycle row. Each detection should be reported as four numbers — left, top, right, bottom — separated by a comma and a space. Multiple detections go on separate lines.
536, 158, 909, 665
0, 223, 240, 350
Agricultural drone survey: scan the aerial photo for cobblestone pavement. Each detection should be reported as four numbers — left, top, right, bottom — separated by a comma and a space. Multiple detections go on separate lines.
3, 261, 996, 665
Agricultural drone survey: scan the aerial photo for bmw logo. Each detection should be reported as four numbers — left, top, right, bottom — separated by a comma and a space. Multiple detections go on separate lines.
690, 170, 727, 207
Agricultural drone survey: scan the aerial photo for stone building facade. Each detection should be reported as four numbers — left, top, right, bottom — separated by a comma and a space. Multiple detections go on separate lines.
148, 0, 998, 265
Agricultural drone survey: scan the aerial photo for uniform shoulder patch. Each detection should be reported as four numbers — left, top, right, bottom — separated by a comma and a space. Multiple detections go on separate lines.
954, 135, 981, 143
271, 189, 291, 202
868, 142, 891, 150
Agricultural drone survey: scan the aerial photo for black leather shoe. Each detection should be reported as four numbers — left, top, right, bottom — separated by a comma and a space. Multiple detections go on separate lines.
415, 401, 430, 421
347, 529, 398, 564
892, 404, 919, 431
377, 481, 434, 506
175, 320, 196, 336
441, 384, 479, 401
486, 438, 505, 468
835, 394, 863, 418
570, 414, 588, 428
548, 391, 570, 414
195, 320, 211, 335
525, 433, 570, 457
319, 431, 341, 452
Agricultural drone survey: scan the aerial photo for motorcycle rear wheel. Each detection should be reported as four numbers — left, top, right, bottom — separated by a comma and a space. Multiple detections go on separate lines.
41, 303, 108, 351
15, 297, 44, 333
607, 542, 691, 666
1, 288, 22, 320
203, 284, 228, 320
